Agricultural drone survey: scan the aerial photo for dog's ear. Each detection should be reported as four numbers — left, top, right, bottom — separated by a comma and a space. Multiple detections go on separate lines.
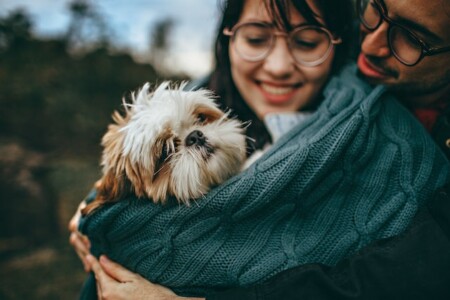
81, 170, 131, 216
81, 110, 131, 216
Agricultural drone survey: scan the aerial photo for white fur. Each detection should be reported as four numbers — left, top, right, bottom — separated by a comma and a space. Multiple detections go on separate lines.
105, 81, 247, 203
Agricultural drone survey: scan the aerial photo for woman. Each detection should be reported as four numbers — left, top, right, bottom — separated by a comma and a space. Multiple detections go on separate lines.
209, 0, 352, 153
71, 0, 353, 297
69, 0, 449, 299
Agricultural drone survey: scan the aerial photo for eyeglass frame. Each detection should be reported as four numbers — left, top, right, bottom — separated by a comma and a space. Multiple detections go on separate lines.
357, 0, 450, 66
223, 22, 342, 67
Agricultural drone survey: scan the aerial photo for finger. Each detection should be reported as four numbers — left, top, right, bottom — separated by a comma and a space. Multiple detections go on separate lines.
70, 232, 90, 251
87, 254, 117, 286
86, 255, 108, 299
69, 232, 90, 256
96, 281, 102, 300
70, 233, 91, 271
68, 201, 86, 231
79, 250, 92, 272
68, 211, 80, 232
99, 255, 136, 283
80, 233, 91, 249
69, 231, 91, 269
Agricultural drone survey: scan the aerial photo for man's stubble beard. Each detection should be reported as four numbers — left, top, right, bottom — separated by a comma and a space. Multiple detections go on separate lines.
383, 69, 450, 98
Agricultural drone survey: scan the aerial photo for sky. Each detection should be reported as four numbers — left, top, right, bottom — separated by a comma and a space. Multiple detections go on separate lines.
0, 0, 222, 77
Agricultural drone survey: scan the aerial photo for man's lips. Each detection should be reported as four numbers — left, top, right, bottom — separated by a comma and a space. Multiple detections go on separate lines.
257, 81, 302, 105
357, 54, 393, 80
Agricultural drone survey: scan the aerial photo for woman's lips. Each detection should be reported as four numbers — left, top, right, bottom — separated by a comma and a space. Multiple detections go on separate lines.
357, 53, 391, 80
259, 82, 301, 105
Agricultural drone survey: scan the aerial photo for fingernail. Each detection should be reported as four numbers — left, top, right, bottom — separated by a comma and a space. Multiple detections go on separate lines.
99, 255, 109, 264
85, 254, 94, 262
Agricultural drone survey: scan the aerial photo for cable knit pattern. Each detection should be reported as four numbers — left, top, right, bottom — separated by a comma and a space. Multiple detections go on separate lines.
79, 64, 450, 297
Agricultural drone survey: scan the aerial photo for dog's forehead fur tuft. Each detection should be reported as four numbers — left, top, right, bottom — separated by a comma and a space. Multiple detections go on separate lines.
128, 81, 221, 122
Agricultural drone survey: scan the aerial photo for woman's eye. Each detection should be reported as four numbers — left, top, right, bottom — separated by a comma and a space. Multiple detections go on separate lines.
292, 39, 317, 49
245, 36, 270, 46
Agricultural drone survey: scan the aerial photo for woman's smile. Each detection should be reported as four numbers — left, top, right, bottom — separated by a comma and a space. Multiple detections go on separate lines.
258, 81, 303, 105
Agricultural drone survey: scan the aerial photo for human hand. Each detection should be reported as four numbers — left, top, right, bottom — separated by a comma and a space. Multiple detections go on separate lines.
87, 255, 204, 300
68, 200, 91, 272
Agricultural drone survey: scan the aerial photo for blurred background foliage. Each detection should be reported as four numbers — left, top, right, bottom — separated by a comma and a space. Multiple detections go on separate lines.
0, 1, 190, 298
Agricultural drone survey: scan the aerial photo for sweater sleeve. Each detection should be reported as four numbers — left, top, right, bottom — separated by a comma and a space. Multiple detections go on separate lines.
206, 183, 450, 300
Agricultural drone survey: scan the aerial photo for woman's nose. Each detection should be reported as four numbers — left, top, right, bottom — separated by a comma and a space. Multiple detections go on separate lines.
263, 38, 296, 78
360, 22, 391, 57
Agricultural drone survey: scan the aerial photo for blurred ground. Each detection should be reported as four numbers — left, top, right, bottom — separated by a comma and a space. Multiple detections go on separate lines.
0, 155, 100, 299
0, 239, 87, 299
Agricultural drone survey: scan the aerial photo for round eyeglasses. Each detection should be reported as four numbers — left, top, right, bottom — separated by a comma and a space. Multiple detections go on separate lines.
357, 0, 450, 66
223, 22, 342, 67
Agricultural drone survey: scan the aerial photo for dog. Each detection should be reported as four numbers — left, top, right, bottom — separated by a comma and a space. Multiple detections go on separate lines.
82, 82, 247, 215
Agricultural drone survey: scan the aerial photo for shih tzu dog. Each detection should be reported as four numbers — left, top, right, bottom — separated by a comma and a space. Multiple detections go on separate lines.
82, 82, 247, 215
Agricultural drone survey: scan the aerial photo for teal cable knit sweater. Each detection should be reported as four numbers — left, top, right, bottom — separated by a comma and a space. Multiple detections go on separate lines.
79, 64, 450, 297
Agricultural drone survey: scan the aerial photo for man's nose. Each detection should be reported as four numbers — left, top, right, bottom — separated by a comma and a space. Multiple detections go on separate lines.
360, 22, 391, 57
263, 38, 296, 78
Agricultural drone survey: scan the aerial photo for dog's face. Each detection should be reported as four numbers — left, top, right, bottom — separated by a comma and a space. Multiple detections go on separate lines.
98, 82, 246, 205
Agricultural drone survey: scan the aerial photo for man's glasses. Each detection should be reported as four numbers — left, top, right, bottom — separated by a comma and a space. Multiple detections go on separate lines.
357, 0, 450, 66
223, 22, 342, 67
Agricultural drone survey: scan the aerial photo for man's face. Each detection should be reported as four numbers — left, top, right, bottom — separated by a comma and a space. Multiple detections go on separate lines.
357, 0, 450, 104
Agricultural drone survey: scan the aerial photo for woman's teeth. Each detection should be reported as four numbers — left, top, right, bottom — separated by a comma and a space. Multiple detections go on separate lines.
260, 83, 295, 95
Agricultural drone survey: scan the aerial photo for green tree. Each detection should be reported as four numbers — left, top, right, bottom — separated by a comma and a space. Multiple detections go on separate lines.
66, 0, 110, 52
0, 9, 32, 51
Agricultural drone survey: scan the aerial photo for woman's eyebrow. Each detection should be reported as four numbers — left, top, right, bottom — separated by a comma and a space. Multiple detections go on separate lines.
292, 22, 313, 28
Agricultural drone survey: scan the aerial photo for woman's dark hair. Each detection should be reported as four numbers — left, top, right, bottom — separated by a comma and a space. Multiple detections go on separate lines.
209, 0, 355, 153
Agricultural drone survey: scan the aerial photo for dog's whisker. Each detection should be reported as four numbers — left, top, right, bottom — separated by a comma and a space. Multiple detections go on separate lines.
153, 166, 165, 176
164, 153, 176, 163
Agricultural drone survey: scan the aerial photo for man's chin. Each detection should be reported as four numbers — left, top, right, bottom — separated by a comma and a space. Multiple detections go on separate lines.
356, 70, 426, 97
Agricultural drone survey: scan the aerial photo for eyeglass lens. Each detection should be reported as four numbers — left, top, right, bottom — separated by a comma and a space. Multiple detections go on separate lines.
358, 0, 423, 65
358, 0, 380, 29
389, 26, 422, 65
233, 23, 332, 65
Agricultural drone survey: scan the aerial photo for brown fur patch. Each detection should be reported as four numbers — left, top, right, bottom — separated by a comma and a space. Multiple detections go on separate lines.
193, 105, 224, 124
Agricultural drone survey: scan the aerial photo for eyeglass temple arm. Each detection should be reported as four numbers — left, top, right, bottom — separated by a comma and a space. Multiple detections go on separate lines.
223, 28, 233, 36
331, 37, 343, 45
426, 45, 450, 55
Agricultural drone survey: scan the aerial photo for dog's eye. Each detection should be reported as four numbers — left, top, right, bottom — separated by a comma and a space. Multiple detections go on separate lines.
197, 113, 207, 124
159, 139, 179, 162
160, 144, 169, 162
193, 106, 222, 125
154, 143, 170, 177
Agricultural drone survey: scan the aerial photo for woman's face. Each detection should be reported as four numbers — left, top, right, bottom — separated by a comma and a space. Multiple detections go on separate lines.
229, 0, 335, 119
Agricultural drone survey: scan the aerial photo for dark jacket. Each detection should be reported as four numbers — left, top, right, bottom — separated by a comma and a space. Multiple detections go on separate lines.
207, 110, 450, 300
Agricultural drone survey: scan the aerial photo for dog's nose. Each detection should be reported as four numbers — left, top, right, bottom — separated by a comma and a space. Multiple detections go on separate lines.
185, 130, 206, 147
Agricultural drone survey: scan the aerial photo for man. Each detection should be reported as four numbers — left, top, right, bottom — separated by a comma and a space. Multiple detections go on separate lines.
81, 0, 450, 299
356, 0, 450, 155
